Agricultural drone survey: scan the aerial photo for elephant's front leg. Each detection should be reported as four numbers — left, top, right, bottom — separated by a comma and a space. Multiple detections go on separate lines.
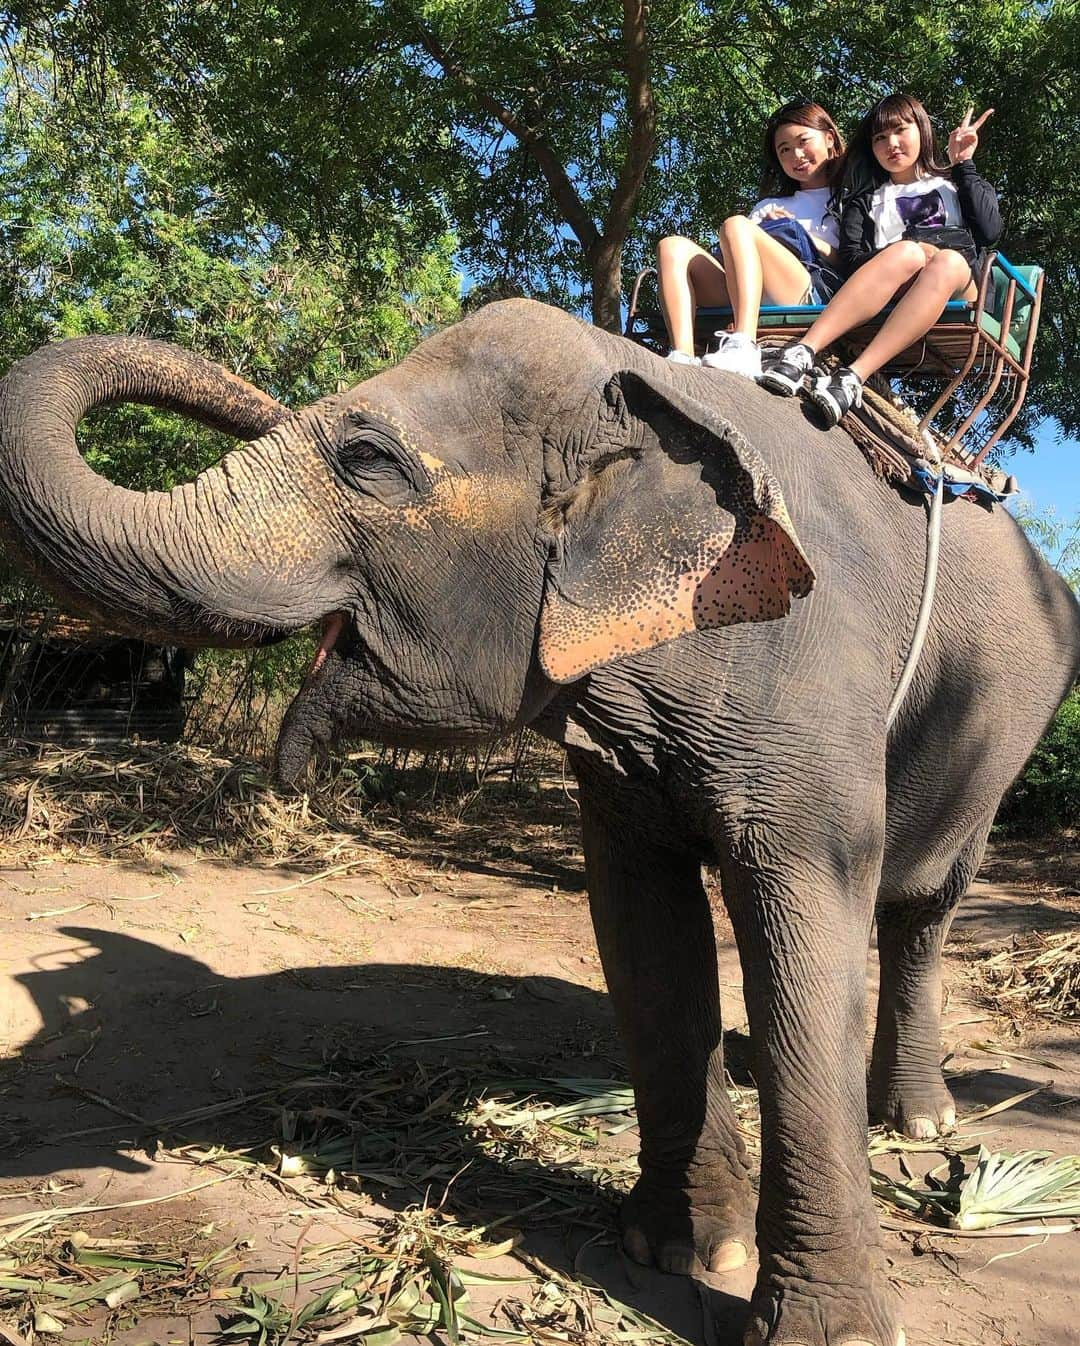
578, 792, 754, 1275
724, 858, 903, 1346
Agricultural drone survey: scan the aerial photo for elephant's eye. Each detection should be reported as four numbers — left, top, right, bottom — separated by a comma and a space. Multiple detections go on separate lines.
339, 438, 384, 470
336, 433, 406, 493
329, 411, 425, 504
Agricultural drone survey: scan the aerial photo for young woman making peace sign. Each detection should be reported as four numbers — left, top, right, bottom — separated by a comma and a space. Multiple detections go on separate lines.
760, 95, 1001, 425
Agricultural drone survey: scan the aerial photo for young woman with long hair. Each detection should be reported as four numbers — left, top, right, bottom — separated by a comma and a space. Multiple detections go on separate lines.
759, 93, 1000, 423
656, 99, 846, 379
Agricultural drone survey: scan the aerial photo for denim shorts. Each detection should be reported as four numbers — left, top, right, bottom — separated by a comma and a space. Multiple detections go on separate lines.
804, 261, 843, 305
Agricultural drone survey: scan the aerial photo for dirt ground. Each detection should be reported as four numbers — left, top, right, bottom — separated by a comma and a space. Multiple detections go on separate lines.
0, 781, 1077, 1346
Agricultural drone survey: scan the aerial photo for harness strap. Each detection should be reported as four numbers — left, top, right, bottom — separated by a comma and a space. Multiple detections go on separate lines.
886, 431, 945, 730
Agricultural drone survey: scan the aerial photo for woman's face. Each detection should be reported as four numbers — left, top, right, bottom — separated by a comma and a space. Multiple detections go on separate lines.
773, 122, 835, 188
872, 118, 922, 180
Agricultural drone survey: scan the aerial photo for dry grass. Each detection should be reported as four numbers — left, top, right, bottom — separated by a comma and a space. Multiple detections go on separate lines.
980, 832, 1080, 898
0, 1062, 712, 1345
4, 1052, 1076, 1343
0, 739, 580, 885
3, 742, 1078, 1339
964, 930, 1080, 1024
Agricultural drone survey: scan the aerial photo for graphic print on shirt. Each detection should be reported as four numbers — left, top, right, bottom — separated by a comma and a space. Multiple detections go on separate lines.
895, 189, 947, 231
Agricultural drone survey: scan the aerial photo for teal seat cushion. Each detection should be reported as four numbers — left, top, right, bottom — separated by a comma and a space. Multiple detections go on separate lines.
979, 263, 1041, 361
671, 259, 1041, 364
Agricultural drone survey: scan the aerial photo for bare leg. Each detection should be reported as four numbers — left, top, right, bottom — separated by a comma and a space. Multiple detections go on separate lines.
849, 249, 977, 380
715, 215, 814, 336
657, 236, 730, 356
801, 241, 928, 356
577, 782, 754, 1275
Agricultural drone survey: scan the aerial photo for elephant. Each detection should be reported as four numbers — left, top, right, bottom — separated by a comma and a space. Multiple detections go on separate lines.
0, 301, 1077, 1346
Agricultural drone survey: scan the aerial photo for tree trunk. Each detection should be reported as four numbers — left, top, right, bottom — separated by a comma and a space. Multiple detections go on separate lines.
590, 239, 625, 333
413, 0, 655, 337
589, 0, 655, 332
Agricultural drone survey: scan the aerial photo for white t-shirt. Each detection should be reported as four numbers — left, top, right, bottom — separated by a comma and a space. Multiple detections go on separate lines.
869, 175, 963, 249
749, 186, 839, 249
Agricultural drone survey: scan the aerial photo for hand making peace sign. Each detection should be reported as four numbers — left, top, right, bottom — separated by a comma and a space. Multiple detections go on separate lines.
948, 105, 994, 165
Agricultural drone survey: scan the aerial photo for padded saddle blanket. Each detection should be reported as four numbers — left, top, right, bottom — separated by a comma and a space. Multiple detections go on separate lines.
826, 383, 1017, 506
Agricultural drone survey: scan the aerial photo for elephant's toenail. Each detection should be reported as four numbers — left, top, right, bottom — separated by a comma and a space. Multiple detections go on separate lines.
622, 1227, 653, 1266
709, 1239, 748, 1272
658, 1246, 703, 1276
906, 1115, 938, 1140
941, 1107, 956, 1131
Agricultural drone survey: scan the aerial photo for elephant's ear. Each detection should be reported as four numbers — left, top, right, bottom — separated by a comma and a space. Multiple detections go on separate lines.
538, 368, 815, 683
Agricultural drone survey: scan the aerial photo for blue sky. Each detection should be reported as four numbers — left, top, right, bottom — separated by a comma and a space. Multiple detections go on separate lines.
1008, 420, 1080, 520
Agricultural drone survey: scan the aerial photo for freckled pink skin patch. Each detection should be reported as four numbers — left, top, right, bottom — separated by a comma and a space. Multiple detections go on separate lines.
306, 611, 345, 682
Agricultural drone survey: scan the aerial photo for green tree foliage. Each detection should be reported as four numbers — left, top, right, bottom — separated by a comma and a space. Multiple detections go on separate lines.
998, 688, 1080, 833
9, 0, 1080, 445
1014, 501, 1080, 595
9, 0, 658, 329
0, 40, 461, 492
0, 38, 460, 746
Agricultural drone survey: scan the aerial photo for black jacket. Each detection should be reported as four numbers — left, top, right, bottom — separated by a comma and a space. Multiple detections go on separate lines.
838, 160, 1002, 277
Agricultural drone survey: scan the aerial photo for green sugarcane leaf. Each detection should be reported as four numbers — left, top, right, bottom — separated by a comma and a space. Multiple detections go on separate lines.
456, 1312, 529, 1339
954, 1148, 1080, 1229
70, 1250, 184, 1272
423, 1253, 460, 1346
385, 1279, 422, 1322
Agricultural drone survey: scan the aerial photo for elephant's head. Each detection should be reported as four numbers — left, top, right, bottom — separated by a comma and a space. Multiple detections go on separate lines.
0, 301, 814, 783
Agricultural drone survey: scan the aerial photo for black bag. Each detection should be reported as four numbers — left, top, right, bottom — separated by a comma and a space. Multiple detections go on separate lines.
902, 224, 978, 267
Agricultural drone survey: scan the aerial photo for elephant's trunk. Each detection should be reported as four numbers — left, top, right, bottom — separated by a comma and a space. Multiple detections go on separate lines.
0, 336, 335, 645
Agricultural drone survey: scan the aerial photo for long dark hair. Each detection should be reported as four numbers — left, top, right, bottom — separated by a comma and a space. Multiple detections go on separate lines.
758, 99, 846, 198
838, 93, 949, 200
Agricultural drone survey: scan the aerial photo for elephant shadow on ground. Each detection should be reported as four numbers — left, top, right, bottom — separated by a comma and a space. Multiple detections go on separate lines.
2, 926, 754, 1344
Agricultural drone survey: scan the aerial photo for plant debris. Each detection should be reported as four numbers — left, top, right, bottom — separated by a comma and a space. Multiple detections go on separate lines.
0, 1063, 710, 1344
3, 742, 1078, 1339
0, 739, 580, 883
872, 1146, 1080, 1236
3, 1049, 1078, 1339
951, 1147, 1080, 1230
965, 930, 1080, 1023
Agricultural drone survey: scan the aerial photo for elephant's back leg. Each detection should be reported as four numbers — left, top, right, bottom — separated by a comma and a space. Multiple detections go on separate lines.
869, 818, 993, 1139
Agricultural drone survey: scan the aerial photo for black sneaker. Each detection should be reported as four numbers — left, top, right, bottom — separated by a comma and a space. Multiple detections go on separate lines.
808, 367, 863, 426
758, 342, 815, 395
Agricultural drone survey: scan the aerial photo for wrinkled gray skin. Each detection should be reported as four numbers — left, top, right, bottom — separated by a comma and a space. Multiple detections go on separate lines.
1, 302, 1078, 1346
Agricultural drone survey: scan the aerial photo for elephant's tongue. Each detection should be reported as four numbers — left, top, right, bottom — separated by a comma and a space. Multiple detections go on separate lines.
305, 612, 345, 684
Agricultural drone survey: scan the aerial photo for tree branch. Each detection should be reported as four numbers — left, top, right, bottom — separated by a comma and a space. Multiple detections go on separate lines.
407, 16, 601, 255
603, 0, 657, 247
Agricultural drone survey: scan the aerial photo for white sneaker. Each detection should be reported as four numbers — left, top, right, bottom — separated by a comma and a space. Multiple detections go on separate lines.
665, 349, 701, 366
702, 332, 762, 379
